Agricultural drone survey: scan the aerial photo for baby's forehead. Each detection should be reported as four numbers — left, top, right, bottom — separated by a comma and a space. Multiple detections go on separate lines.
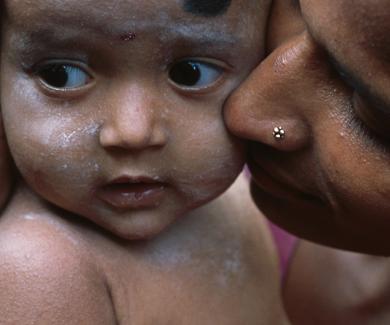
5, 0, 262, 25
5, 0, 266, 48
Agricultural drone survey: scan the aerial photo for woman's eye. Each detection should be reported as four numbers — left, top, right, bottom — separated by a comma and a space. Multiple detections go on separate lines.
37, 64, 91, 89
169, 60, 222, 88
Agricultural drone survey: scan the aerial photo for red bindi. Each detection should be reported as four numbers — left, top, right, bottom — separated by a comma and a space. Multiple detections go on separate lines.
120, 32, 136, 42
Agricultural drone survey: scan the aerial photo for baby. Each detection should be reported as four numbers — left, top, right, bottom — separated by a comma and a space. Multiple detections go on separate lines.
0, 0, 289, 324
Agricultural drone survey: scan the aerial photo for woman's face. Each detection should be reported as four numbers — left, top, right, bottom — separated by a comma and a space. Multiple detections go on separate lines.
225, 0, 390, 255
1, 0, 268, 240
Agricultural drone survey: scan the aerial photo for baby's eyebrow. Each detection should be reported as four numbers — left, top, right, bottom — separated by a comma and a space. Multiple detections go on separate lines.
183, 0, 232, 17
12, 19, 239, 49
13, 30, 236, 54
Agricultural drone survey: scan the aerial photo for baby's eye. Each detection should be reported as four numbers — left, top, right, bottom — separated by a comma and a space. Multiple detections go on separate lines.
169, 60, 223, 89
37, 63, 92, 89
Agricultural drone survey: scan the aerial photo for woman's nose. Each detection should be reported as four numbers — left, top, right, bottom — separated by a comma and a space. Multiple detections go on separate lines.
224, 32, 324, 152
99, 84, 167, 151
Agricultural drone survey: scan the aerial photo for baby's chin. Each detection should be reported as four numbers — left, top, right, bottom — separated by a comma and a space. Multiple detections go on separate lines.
75, 176, 243, 241
26, 150, 246, 241
95, 209, 189, 241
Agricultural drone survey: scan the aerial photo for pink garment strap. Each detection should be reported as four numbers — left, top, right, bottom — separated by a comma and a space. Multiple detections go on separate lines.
243, 167, 298, 279
268, 222, 298, 281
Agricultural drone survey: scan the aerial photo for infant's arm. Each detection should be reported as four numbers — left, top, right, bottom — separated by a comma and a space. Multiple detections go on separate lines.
0, 214, 117, 325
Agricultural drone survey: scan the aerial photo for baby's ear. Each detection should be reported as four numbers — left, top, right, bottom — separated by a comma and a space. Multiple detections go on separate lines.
0, 112, 13, 210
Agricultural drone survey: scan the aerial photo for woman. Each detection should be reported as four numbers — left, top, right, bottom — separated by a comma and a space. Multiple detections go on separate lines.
225, 0, 390, 324
1, 0, 389, 322
225, 0, 390, 256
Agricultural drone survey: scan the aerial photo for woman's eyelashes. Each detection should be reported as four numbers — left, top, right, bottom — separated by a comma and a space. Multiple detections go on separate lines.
352, 93, 390, 142
168, 60, 224, 90
345, 92, 390, 151
327, 58, 390, 146
36, 62, 92, 90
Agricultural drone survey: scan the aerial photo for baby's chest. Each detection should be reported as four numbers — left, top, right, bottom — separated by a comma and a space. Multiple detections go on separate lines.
104, 245, 262, 325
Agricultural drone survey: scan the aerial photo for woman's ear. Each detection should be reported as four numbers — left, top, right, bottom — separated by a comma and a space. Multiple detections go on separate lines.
0, 112, 13, 209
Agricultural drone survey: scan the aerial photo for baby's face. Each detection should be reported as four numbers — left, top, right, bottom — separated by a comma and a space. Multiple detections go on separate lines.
1, 0, 269, 239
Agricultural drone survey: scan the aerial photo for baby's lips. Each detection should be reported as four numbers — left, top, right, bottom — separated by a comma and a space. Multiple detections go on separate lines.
96, 176, 167, 210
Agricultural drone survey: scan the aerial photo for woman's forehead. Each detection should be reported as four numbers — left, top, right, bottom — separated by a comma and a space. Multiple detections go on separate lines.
302, 0, 390, 84
302, 0, 390, 42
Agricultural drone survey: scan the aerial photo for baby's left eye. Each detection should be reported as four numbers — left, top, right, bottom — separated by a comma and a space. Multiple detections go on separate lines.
37, 63, 92, 89
169, 60, 223, 89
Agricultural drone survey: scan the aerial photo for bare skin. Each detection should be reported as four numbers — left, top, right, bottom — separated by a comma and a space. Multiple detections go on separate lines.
2, 0, 268, 240
0, 175, 288, 324
225, 0, 390, 255
225, 0, 390, 324
0, 116, 11, 209
284, 240, 390, 325
0, 0, 290, 323
0, 0, 12, 209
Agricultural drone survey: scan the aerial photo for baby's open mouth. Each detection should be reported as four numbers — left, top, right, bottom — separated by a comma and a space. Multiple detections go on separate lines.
97, 176, 166, 210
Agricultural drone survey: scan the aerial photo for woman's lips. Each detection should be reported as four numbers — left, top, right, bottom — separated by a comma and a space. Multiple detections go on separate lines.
97, 176, 166, 209
249, 162, 318, 202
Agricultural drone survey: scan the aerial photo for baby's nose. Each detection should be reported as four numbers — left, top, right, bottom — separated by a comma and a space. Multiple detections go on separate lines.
99, 85, 167, 151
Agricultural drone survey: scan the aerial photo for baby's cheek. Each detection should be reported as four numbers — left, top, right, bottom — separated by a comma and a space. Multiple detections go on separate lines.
173, 118, 246, 206
10, 118, 101, 199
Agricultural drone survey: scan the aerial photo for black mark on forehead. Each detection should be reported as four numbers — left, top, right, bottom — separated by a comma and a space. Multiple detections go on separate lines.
291, 0, 300, 8
183, 0, 232, 17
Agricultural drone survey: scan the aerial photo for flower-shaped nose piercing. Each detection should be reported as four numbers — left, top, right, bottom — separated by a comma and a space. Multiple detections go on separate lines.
273, 126, 285, 140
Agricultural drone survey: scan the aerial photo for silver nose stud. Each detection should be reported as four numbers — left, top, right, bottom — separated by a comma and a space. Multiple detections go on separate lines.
273, 126, 285, 140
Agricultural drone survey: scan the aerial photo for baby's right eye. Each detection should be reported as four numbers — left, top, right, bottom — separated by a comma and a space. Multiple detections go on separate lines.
37, 63, 92, 89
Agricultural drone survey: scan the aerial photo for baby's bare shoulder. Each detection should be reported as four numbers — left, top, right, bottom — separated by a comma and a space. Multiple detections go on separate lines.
0, 193, 117, 325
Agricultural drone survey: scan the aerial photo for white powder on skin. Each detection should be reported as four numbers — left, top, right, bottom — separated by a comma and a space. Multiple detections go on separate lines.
21, 212, 81, 247
56, 123, 100, 149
